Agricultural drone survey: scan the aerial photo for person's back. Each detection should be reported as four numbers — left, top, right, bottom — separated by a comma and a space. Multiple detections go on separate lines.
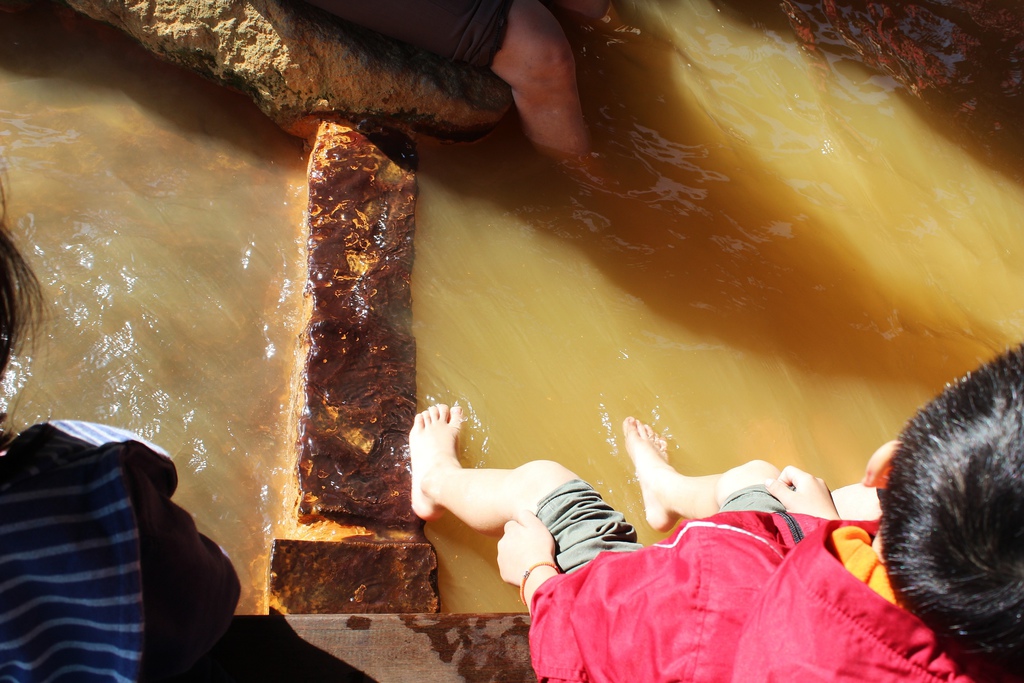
0, 424, 146, 682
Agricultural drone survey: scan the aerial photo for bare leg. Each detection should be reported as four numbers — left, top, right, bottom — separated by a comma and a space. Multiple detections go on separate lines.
624, 417, 781, 531
409, 404, 578, 535
623, 417, 719, 530
714, 460, 782, 509
831, 483, 881, 521
491, 0, 589, 158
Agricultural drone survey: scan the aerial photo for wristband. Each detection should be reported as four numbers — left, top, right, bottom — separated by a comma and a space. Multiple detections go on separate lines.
519, 562, 560, 605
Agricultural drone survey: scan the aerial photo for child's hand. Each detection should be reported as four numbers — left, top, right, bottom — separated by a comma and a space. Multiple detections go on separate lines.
766, 466, 841, 520
497, 509, 556, 586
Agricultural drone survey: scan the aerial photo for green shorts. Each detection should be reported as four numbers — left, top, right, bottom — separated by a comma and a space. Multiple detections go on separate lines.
535, 481, 785, 574
535, 479, 642, 573
719, 484, 787, 514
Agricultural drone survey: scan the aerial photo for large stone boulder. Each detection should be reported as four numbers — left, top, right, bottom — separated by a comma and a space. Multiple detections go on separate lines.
51, 0, 513, 141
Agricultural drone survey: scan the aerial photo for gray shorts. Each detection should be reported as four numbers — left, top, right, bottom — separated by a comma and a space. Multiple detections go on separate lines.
303, 0, 516, 67
719, 484, 787, 514
535, 479, 642, 573
535, 481, 786, 574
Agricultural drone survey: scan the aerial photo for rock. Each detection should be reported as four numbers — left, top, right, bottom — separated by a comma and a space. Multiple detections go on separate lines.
268, 539, 439, 614
297, 121, 420, 533
58, 0, 512, 141
782, 0, 1024, 169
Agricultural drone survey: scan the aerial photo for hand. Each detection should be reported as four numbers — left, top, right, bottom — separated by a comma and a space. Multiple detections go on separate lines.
496, 509, 556, 587
765, 466, 840, 520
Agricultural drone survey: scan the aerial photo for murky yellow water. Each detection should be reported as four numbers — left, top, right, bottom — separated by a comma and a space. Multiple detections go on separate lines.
414, 0, 1024, 611
3, 0, 1023, 616
0, 6, 308, 613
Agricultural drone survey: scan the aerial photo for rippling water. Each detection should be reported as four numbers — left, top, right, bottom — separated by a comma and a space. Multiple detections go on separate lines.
0, 5, 307, 613
3, 0, 1023, 616
415, 0, 1024, 611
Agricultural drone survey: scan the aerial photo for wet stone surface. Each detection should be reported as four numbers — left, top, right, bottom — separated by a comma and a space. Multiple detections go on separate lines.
269, 539, 439, 614
298, 121, 420, 535
274, 122, 439, 614
46, 0, 511, 141
782, 0, 1024, 171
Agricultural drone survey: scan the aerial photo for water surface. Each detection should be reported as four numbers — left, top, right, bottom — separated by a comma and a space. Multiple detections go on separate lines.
0, 5, 308, 613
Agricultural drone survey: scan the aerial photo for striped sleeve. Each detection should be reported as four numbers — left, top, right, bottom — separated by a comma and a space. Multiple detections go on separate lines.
0, 426, 143, 683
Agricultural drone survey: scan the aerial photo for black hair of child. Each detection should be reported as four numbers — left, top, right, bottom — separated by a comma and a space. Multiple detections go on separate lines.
882, 344, 1024, 667
0, 183, 42, 447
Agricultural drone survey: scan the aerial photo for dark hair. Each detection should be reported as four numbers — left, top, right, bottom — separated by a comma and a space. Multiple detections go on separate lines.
881, 344, 1024, 666
0, 182, 42, 447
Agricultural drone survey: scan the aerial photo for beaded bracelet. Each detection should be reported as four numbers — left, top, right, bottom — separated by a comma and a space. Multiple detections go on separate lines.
519, 562, 561, 605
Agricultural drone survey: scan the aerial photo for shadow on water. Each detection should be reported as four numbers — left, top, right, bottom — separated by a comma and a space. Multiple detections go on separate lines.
422, 11, 1003, 395
0, 3, 303, 165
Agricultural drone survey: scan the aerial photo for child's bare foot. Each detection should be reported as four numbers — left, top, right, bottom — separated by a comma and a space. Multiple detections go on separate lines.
409, 404, 465, 521
623, 416, 677, 532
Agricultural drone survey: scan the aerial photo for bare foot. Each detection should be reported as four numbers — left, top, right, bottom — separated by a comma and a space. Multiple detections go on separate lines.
409, 404, 465, 521
623, 416, 677, 532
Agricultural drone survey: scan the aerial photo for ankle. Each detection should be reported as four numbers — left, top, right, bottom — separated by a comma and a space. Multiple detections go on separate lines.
420, 468, 451, 508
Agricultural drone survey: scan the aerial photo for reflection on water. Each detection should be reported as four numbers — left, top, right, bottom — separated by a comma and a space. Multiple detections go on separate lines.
0, 5, 307, 613
415, 0, 1024, 611
3, 0, 1023, 616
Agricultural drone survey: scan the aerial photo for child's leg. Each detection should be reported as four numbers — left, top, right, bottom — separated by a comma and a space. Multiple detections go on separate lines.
624, 417, 780, 531
409, 404, 579, 535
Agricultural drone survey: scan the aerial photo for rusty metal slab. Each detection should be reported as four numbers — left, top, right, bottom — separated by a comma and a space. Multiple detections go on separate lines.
269, 539, 439, 615
297, 121, 419, 534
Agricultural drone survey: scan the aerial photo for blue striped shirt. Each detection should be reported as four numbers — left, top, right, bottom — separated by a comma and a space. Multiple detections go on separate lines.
0, 423, 147, 683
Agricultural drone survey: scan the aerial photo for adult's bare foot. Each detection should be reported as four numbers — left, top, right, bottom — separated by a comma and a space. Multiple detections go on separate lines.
409, 404, 464, 521
623, 416, 677, 532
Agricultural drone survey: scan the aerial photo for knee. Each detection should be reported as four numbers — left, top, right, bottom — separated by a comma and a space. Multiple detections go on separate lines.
523, 33, 576, 85
517, 460, 578, 491
715, 460, 780, 505
729, 460, 781, 482
493, 1, 577, 89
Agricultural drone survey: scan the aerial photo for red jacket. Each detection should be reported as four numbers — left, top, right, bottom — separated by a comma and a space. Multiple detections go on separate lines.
529, 512, 1021, 682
